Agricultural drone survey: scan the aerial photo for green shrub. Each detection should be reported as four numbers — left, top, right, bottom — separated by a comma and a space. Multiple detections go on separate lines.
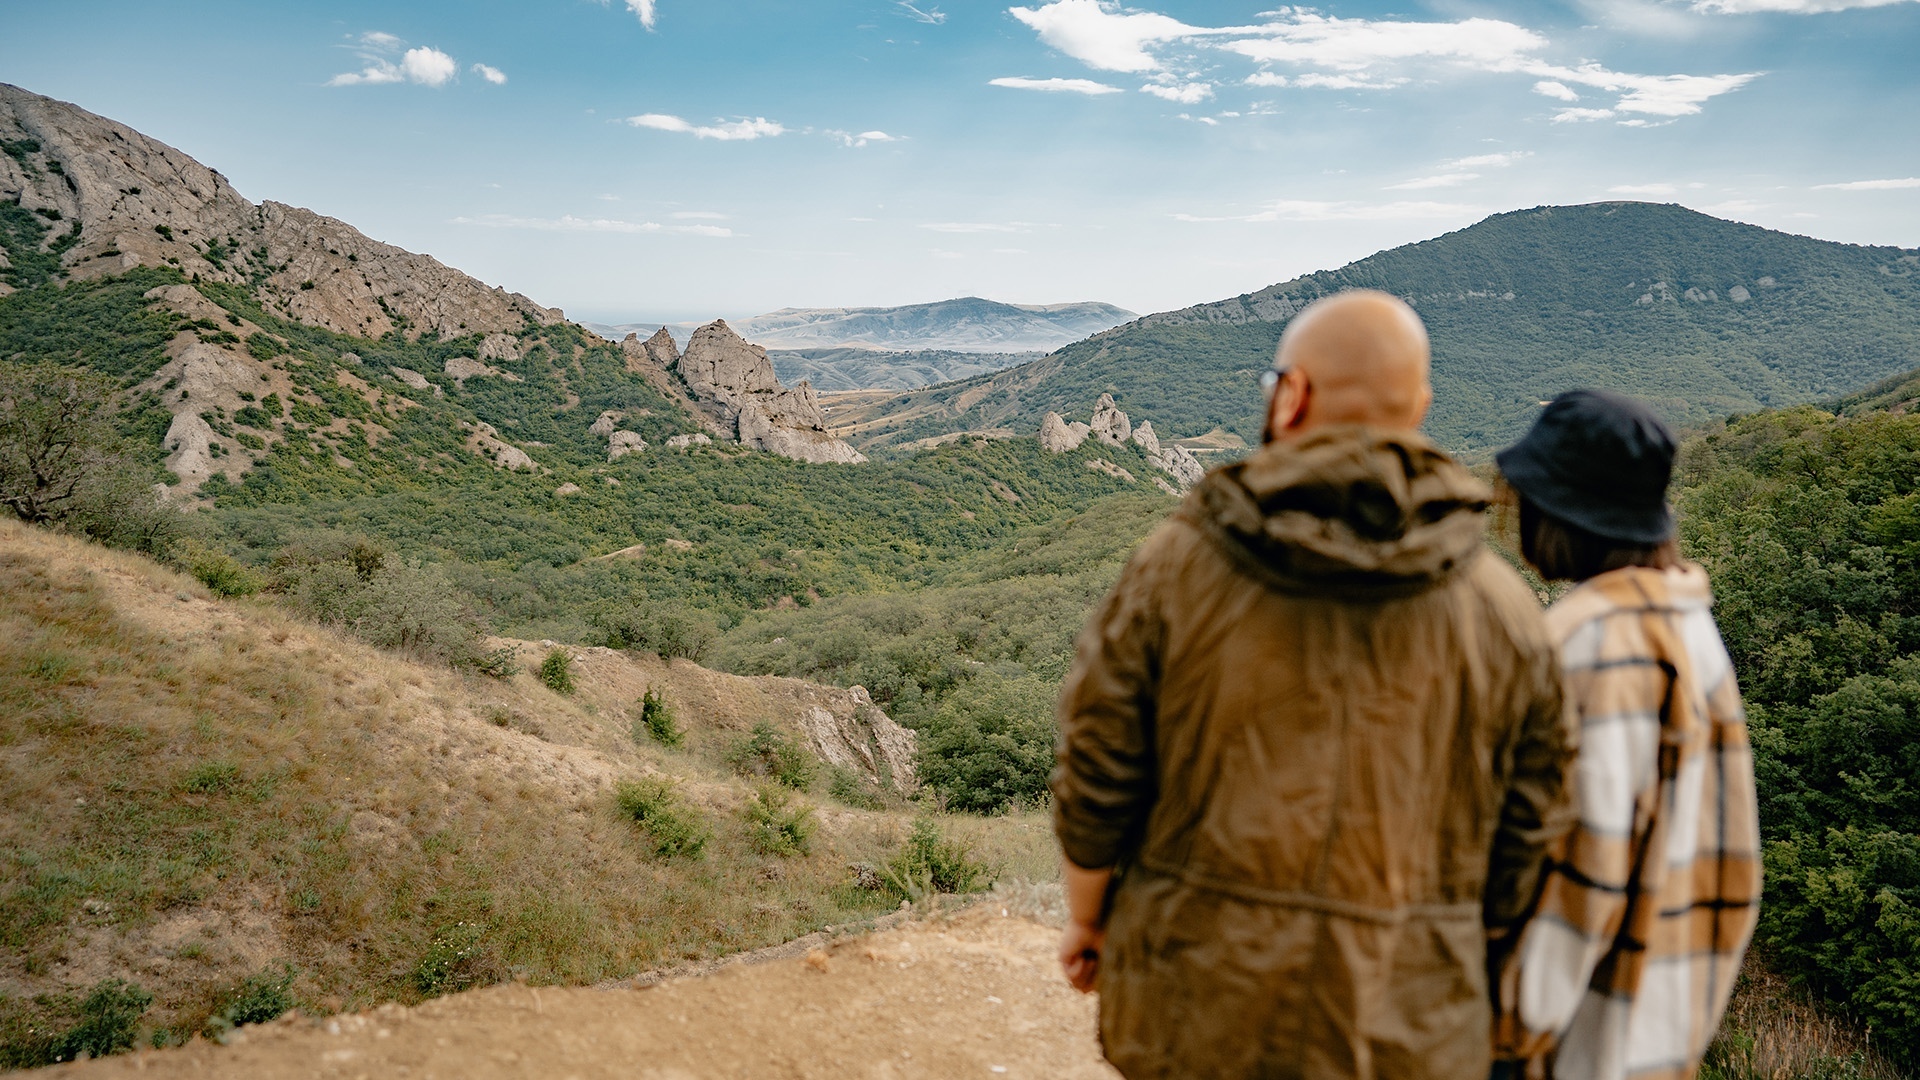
913, 672, 1057, 814
614, 778, 708, 858
211, 965, 296, 1028
471, 644, 520, 679
743, 784, 815, 857
410, 923, 501, 999
0, 979, 153, 1067
538, 648, 574, 694
828, 766, 887, 811
726, 721, 814, 790
881, 820, 992, 901
175, 538, 264, 597
592, 601, 720, 662
632, 685, 683, 748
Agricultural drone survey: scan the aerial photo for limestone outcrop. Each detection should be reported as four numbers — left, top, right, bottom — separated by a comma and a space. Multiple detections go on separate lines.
1038, 398, 1210, 490
675, 320, 866, 464
1038, 412, 1091, 453
0, 83, 559, 338
1089, 393, 1132, 445
666, 433, 712, 450
443, 356, 520, 386
789, 685, 918, 793
619, 329, 730, 439
463, 421, 535, 472
608, 431, 647, 461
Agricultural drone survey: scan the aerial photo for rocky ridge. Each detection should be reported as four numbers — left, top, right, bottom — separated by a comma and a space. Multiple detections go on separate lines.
1039, 394, 1206, 489
0, 83, 560, 338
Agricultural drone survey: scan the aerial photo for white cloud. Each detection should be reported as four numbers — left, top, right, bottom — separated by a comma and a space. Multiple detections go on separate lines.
1141, 81, 1214, 103
451, 213, 731, 237
1813, 177, 1920, 190
1386, 173, 1481, 190
1224, 15, 1547, 71
625, 114, 786, 140
989, 75, 1123, 94
1005, 4, 1758, 124
1689, 0, 1915, 11
1611, 182, 1679, 194
329, 39, 460, 87
1176, 199, 1481, 223
896, 1, 947, 23
828, 130, 904, 147
472, 63, 507, 85
1292, 72, 1406, 90
1007, 0, 1221, 72
401, 47, 458, 86
628, 0, 658, 29
921, 222, 1024, 233
1446, 152, 1530, 168
1178, 113, 1221, 125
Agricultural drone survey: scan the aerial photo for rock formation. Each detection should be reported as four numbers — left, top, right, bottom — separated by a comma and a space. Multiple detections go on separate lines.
443, 356, 520, 386
619, 329, 729, 439
790, 685, 918, 792
608, 431, 647, 461
666, 433, 712, 450
1038, 398, 1209, 490
0, 83, 560, 337
1038, 412, 1092, 453
1089, 393, 1132, 445
464, 422, 535, 472
675, 320, 865, 464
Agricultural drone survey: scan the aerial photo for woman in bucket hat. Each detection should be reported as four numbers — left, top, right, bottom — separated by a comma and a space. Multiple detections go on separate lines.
1490, 390, 1762, 1080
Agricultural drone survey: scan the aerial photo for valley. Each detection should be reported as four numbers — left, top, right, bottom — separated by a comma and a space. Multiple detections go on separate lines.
3, 77, 1918, 1079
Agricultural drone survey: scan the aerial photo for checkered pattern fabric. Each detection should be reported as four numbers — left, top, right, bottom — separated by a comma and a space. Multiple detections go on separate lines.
1493, 564, 1762, 1080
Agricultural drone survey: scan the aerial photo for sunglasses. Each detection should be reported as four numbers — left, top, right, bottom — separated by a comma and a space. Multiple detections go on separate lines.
1260, 364, 1293, 393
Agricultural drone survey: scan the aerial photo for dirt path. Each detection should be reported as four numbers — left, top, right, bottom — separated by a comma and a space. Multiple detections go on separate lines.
51, 909, 1119, 1079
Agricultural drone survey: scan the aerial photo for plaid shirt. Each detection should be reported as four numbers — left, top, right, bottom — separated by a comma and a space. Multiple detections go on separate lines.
1493, 564, 1762, 1080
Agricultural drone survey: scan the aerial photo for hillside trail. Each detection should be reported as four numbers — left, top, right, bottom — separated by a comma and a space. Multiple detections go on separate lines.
49, 908, 1120, 1079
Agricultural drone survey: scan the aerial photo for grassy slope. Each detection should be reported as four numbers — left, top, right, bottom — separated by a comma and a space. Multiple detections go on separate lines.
837, 203, 1920, 455
0, 520, 1053, 1048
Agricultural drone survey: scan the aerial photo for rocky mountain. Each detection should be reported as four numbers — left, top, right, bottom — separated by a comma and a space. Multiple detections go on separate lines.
0, 83, 560, 338
0, 83, 870, 485
590, 297, 1134, 355
832, 203, 1920, 456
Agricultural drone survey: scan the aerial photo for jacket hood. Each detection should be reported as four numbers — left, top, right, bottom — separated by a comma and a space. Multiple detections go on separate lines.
1184, 425, 1491, 597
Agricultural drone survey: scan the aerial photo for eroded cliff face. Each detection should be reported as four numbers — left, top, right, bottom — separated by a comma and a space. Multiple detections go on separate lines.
675, 321, 866, 464
0, 83, 558, 337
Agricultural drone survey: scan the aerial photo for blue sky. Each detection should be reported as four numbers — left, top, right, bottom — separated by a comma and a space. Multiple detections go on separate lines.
3, 0, 1916, 322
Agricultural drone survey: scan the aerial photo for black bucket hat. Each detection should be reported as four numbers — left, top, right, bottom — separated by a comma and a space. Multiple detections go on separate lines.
1496, 389, 1678, 545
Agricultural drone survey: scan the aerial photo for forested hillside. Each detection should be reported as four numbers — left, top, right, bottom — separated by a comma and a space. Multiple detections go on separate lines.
837, 204, 1920, 455
1675, 398, 1920, 1071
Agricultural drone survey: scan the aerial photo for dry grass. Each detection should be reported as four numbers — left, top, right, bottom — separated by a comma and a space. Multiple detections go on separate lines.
1705, 962, 1907, 1080
0, 520, 1058, 1047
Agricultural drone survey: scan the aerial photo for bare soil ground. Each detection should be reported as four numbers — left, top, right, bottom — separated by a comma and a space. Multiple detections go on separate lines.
48, 909, 1118, 1080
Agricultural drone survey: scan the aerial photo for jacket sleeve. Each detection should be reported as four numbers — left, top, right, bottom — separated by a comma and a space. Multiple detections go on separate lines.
1484, 618, 1577, 932
1493, 615, 1654, 1059
1050, 537, 1165, 871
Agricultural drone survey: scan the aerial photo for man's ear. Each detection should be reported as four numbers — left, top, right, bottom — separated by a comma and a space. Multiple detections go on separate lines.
1412, 382, 1433, 427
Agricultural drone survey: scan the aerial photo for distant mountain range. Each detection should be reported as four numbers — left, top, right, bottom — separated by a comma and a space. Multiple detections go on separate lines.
833, 203, 1920, 455
588, 297, 1134, 355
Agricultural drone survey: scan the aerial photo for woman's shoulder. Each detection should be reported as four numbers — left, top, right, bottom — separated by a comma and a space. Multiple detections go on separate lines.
1544, 562, 1714, 642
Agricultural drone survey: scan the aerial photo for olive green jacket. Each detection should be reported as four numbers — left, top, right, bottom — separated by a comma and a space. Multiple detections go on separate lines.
1052, 426, 1574, 1080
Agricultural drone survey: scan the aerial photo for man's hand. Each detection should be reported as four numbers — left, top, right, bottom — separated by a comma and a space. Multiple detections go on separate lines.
1059, 918, 1106, 993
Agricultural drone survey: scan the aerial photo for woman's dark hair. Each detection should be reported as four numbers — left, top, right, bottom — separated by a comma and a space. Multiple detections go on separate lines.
1519, 495, 1679, 582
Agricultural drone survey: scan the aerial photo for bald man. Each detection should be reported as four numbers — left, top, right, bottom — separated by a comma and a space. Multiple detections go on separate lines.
1051, 290, 1574, 1080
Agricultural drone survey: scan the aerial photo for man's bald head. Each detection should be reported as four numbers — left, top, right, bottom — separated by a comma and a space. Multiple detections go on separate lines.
1265, 290, 1432, 441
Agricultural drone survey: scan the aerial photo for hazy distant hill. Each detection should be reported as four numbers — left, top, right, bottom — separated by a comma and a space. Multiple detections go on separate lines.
769, 348, 1041, 392
591, 298, 1134, 356
834, 204, 1920, 455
